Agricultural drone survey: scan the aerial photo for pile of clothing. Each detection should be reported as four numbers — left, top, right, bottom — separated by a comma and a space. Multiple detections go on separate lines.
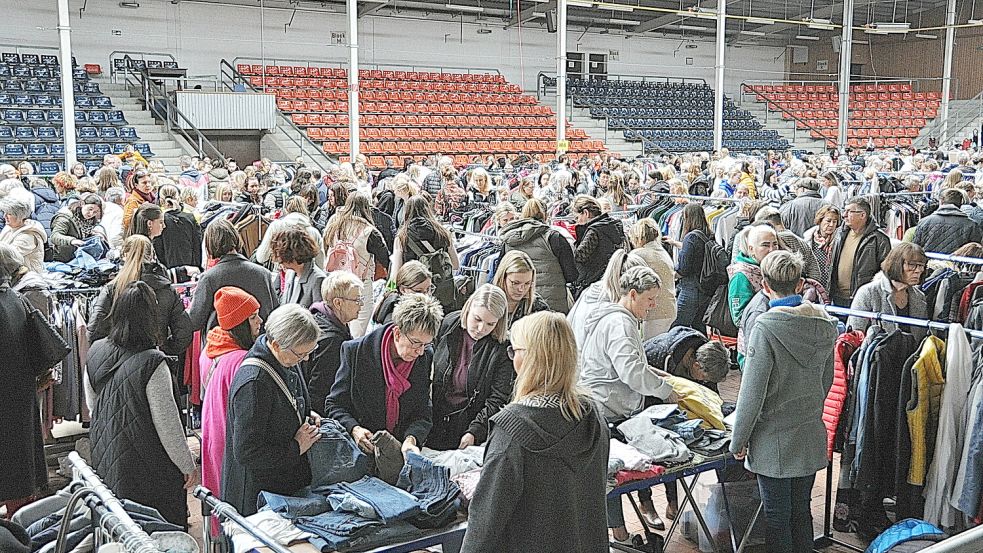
615, 404, 733, 470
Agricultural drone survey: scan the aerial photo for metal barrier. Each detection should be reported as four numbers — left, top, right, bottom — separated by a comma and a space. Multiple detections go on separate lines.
108, 50, 178, 83
230, 56, 501, 76
920, 525, 983, 552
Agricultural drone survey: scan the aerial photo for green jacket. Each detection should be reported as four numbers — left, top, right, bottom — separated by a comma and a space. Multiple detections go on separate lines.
727, 252, 762, 326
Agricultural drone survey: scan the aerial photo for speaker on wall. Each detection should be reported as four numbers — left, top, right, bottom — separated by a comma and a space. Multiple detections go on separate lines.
546, 10, 557, 33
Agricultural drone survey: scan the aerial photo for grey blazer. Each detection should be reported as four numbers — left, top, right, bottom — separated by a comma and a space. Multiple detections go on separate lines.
279, 261, 327, 309
847, 271, 927, 342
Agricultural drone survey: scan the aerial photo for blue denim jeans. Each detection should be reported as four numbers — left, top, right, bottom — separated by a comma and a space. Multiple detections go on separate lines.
320, 477, 421, 524
257, 491, 332, 519
396, 452, 461, 528
672, 283, 710, 330
294, 510, 382, 550
308, 419, 372, 489
757, 473, 816, 553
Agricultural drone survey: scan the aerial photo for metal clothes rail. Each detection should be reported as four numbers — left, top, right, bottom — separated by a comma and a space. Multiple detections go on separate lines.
824, 305, 983, 340
925, 251, 983, 266
628, 192, 747, 207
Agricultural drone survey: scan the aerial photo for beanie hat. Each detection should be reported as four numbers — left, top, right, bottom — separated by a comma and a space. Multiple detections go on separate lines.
214, 286, 260, 330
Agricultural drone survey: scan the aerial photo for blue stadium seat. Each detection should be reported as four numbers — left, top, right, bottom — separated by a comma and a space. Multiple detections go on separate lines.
21, 54, 39, 65
42, 81, 59, 93
76, 144, 92, 157
26, 110, 45, 123
0, 66, 9, 78
14, 126, 34, 140
84, 160, 100, 172
23, 81, 42, 93
84, 82, 100, 95
50, 143, 65, 156
93, 96, 111, 108
0, 127, 11, 139
88, 111, 107, 123
92, 143, 111, 156
41, 55, 58, 65
75, 96, 92, 108
36, 127, 56, 141
134, 143, 152, 156
34, 95, 52, 107
107, 111, 125, 125
48, 110, 63, 123
72, 69, 87, 80
12, 66, 30, 78
38, 162, 59, 175
77, 126, 98, 141
33, 67, 51, 79
26, 144, 47, 158
112, 143, 126, 154
12, 94, 30, 106
0, 95, 10, 107
4, 110, 25, 122
99, 127, 118, 139
2, 53, 19, 63
74, 111, 87, 123
4, 144, 24, 157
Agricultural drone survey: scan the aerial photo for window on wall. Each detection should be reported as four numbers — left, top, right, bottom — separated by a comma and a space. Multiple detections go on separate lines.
567, 52, 584, 79
588, 53, 608, 80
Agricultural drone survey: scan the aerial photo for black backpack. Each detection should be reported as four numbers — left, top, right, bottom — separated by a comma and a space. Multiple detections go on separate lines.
406, 237, 456, 309
697, 230, 729, 293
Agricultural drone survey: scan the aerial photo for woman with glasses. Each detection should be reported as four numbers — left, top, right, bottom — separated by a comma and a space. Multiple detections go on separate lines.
847, 242, 928, 341
325, 293, 443, 458
428, 285, 513, 450
222, 304, 322, 516
459, 311, 609, 553
306, 272, 365, 411
492, 250, 550, 329
373, 260, 433, 326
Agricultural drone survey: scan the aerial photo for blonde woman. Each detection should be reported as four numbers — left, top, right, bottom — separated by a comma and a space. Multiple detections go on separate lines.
428, 284, 513, 450
510, 176, 536, 210
629, 219, 678, 338
391, 173, 419, 227
459, 311, 608, 553
467, 167, 497, 206
501, 200, 577, 313
323, 192, 391, 337
567, 249, 646, 353
492, 250, 550, 328
604, 170, 631, 212
373, 260, 433, 326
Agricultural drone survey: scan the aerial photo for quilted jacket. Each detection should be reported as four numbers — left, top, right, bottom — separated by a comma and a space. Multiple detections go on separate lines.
823, 330, 864, 459
912, 204, 983, 254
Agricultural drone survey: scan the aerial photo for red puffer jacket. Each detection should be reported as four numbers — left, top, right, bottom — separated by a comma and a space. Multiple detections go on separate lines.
823, 330, 864, 459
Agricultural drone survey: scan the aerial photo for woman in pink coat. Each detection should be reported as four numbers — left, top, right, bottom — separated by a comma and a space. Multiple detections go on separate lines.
199, 286, 263, 497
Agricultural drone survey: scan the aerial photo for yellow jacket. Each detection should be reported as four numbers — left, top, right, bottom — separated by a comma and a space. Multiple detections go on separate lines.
664, 375, 726, 430
907, 336, 946, 486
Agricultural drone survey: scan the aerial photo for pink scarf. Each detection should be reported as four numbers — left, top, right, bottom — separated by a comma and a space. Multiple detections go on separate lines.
381, 326, 414, 433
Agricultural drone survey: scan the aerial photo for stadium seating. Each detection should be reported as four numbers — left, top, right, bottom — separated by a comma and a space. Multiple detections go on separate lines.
742, 82, 940, 149
568, 78, 789, 153
237, 64, 605, 168
0, 51, 154, 176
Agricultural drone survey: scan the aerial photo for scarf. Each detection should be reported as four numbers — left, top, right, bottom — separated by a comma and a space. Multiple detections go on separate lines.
204, 325, 246, 359
132, 188, 156, 204
72, 211, 98, 238
381, 325, 414, 433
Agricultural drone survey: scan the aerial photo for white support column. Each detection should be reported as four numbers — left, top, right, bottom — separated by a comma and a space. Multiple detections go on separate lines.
712, 0, 726, 151
940, 0, 957, 147
556, 0, 567, 156
836, 0, 854, 152
347, 0, 360, 161
57, 0, 77, 169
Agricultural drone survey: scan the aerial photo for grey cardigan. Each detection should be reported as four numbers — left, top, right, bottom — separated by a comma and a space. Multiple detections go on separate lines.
730, 301, 837, 478
847, 271, 927, 342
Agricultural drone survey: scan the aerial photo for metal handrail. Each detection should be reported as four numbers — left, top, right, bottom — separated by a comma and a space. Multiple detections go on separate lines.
919, 524, 983, 552
220, 59, 334, 173
109, 50, 178, 82
741, 84, 835, 147
230, 56, 501, 76
537, 72, 707, 96
120, 55, 224, 162
915, 89, 983, 147
741, 77, 956, 96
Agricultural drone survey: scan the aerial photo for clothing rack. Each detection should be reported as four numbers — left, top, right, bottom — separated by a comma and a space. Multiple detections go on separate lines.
825, 305, 983, 339
877, 191, 931, 197
925, 251, 983, 266
451, 228, 502, 243
628, 192, 747, 207
49, 282, 196, 296
193, 486, 292, 553
61, 452, 164, 553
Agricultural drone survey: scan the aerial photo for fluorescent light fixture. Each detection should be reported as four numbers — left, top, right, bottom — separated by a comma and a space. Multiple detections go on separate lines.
568, 0, 594, 6
740, 30, 768, 36
852, 39, 869, 44
794, 34, 820, 41
118, 0, 140, 7
969, 19, 983, 24
865, 22, 911, 33
915, 33, 938, 39
688, 7, 717, 19
677, 24, 707, 31
445, 3, 485, 13
609, 17, 641, 25
604, 3, 635, 12
746, 16, 775, 25
803, 17, 835, 30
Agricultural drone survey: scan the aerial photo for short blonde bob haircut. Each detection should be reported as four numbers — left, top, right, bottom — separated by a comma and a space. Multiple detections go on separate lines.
460, 284, 509, 343
510, 311, 588, 421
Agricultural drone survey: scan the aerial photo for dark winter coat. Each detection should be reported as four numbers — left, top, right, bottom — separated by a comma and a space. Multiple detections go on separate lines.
428, 312, 514, 449
829, 221, 893, 302
325, 324, 433, 443
501, 218, 577, 313
643, 326, 709, 378
401, 217, 450, 264
48, 210, 86, 263
222, 336, 312, 516
31, 185, 61, 235
86, 341, 185, 525
88, 262, 194, 358
0, 288, 47, 502
187, 253, 279, 333
573, 213, 624, 293
304, 303, 352, 411
780, 191, 827, 237
153, 210, 203, 272
913, 204, 983, 254
459, 400, 610, 553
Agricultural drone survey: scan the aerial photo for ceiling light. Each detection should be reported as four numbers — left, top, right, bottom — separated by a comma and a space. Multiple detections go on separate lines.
609, 17, 641, 25
606, 3, 635, 12
969, 19, 983, 24
803, 17, 835, 30
568, 0, 594, 6
688, 7, 717, 19
445, 3, 485, 13
865, 22, 911, 34
915, 33, 938, 39
746, 17, 775, 25
795, 34, 820, 40
677, 24, 707, 31
740, 30, 768, 36
852, 39, 869, 44
118, 1, 140, 7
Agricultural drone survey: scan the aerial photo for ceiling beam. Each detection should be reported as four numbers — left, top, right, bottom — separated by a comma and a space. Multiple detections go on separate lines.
632, 0, 745, 35
357, 1, 388, 17
507, 0, 556, 28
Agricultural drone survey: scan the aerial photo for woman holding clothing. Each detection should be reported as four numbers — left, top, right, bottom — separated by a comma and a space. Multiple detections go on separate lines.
428, 285, 513, 450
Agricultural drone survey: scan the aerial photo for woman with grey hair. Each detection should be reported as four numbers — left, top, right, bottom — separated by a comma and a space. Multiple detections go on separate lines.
0, 244, 49, 314
222, 303, 322, 516
326, 293, 443, 458
0, 195, 46, 273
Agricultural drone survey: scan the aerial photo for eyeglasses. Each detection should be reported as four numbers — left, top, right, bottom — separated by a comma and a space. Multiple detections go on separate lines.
904, 261, 927, 271
507, 345, 526, 360
405, 334, 433, 351
410, 284, 436, 295
288, 344, 318, 360
845, 209, 866, 216
338, 296, 364, 306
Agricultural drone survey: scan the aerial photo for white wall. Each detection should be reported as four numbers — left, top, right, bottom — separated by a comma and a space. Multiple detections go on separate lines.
1, 0, 785, 95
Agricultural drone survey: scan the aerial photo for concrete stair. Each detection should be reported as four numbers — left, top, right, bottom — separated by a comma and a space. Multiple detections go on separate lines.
740, 99, 828, 153
569, 107, 644, 158
260, 117, 338, 172
914, 99, 981, 149
97, 81, 197, 172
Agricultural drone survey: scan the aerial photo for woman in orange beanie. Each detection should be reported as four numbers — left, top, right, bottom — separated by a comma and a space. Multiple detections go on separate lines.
199, 286, 263, 498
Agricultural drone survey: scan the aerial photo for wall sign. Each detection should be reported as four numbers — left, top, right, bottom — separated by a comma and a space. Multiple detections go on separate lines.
817, 59, 829, 71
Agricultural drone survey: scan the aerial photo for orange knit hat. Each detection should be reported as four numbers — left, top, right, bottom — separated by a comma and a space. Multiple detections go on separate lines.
214, 286, 260, 330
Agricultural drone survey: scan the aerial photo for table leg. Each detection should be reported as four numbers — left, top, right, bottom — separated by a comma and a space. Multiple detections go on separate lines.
679, 473, 719, 552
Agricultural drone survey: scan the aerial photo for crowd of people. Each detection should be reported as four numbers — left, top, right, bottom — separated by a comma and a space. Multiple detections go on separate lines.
1, 142, 983, 552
